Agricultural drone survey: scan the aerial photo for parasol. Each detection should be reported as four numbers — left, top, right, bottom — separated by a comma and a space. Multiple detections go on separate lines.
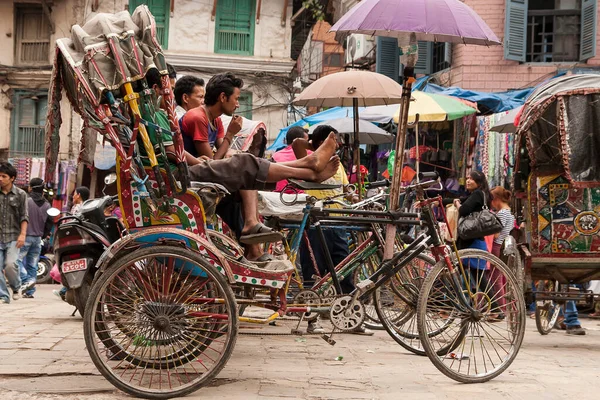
330, 0, 500, 258
309, 117, 394, 145
490, 106, 523, 133
392, 91, 477, 123
293, 70, 403, 196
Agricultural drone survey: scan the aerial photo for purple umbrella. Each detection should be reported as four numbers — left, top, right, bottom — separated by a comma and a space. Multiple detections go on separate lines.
331, 0, 500, 46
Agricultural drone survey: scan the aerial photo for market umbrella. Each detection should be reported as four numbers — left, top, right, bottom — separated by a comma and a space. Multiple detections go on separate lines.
330, 0, 500, 259
293, 70, 403, 196
490, 106, 523, 133
330, 0, 501, 45
309, 117, 394, 145
392, 91, 477, 123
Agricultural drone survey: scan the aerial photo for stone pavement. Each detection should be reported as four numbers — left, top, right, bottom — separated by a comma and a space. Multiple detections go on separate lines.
0, 285, 599, 400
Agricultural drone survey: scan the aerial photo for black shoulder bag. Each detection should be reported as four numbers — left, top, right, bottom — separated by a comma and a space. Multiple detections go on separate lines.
457, 192, 503, 240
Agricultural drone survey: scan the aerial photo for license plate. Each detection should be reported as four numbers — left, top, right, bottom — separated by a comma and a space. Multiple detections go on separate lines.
62, 259, 87, 274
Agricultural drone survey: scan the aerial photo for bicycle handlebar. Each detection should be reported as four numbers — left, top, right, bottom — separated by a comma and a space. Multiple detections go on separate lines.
365, 179, 390, 190
418, 171, 439, 181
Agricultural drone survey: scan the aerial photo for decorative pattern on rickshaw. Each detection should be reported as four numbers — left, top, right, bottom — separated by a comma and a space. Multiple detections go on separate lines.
535, 174, 600, 254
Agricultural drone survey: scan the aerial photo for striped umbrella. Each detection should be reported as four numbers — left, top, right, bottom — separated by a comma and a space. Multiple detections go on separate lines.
393, 91, 477, 123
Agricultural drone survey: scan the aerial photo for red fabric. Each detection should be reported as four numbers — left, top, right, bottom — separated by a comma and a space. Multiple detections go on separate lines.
180, 107, 224, 145
409, 145, 432, 160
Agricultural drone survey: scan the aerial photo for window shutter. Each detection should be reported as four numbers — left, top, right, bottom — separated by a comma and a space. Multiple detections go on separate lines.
376, 36, 399, 82
414, 41, 431, 75
215, 0, 256, 55
11, 92, 47, 157
580, 0, 597, 61
15, 6, 50, 64
130, 0, 170, 49
504, 0, 528, 62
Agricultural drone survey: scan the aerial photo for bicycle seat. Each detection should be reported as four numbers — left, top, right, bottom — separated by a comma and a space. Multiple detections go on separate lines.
288, 179, 341, 191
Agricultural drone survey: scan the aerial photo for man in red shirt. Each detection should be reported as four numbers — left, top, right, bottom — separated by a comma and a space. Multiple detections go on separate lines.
180, 73, 280, 258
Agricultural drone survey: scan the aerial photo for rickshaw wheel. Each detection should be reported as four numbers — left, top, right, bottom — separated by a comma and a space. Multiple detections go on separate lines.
374, 253, 455, 356
83, 246, 238, 399
417, 249, 526, 383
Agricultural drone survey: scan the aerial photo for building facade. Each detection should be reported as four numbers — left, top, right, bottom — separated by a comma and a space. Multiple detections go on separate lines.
0, 0, 295, 165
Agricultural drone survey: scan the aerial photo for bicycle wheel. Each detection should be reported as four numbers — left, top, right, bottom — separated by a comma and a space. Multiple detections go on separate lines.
417, 249, 526, 383
534, 281, 560, 335
84, 246, 238, 399
373, 253, 436, 355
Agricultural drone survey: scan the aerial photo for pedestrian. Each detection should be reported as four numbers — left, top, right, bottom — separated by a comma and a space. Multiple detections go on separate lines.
71, 186, 90, 215
0, 162, 29, 303
488, 186, 516, 321
174, 75, 205, 120
15, 178, 52, 298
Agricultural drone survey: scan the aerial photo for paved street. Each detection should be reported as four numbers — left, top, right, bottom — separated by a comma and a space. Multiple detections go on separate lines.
0, 285, 599, 400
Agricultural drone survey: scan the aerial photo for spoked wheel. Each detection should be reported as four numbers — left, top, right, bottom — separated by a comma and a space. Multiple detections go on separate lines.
353, 255, 385, 330
36, 257, 53, 284
534, 281, 561, 335
373, 253, 437, 355
417, 249, 526, 383
83, 246, 238, 399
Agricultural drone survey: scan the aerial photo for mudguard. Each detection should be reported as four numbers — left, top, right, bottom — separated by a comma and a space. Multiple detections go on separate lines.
94, 226, 234, 284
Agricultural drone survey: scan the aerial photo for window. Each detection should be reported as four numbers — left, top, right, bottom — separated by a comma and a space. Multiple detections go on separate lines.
505, 0, 597, 62
15, 5, 51, 65
376, 37, 451, 81
10, 91, 48, 157
215, 0, 256, 55
129, 0, 170, 49
237, 92, 253, 119
323, 53, 342, 67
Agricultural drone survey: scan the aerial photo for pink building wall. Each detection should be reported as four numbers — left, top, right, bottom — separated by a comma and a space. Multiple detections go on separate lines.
449, 0, 600, 91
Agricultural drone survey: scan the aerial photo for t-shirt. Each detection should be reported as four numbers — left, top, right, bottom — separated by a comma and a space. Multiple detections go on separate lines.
26, 197, 50, 237
180, 106, 224, 157
139, 109, 175, 172
306, 165, 348, 209
495, 208, 515, 245
271, 145, 313, 192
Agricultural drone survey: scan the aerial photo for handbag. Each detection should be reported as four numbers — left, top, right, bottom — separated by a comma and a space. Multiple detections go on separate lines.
457, 192, 503, 240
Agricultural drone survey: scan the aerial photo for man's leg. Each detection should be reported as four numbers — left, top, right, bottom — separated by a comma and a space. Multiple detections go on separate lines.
327, 228, 353, 294
5, 242, 21, 298
564, 301, 585, 336
15, 238, 32, 286
24, 236, 42, 296
0, 244, 10, 303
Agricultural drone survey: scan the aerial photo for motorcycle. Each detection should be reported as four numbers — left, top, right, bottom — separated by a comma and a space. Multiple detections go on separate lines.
47, 173, 124, 316
36, 238, 54, 284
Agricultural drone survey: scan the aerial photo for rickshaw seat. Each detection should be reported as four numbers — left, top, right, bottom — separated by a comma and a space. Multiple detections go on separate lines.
190, 182, 230, 217
288, 179, 341, 191
249, 259, 295, 273
190, 181, 230, 197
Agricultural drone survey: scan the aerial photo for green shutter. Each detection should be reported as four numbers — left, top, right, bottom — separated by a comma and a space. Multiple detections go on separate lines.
238, 92, 253, 119
376, 36, 399, 82
414, 41, 431, 75
504, 0, 528, 62
10, 91, 47, 157
130, 0, 170, 49
580, 0, 597, 61
215, 0, 256, 55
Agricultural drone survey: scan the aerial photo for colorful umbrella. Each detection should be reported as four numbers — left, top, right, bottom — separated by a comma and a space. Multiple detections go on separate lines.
392, 91, 477, 123
330, 0, 501, 45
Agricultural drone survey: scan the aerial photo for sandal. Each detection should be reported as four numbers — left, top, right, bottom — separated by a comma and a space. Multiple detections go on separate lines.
240, 223, 284, 245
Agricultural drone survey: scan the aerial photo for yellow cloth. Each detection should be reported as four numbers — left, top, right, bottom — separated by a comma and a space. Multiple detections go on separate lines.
306, 165, 348, 209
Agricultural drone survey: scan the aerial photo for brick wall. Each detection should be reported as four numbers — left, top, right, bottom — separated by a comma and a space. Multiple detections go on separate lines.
449, 0, 600, 91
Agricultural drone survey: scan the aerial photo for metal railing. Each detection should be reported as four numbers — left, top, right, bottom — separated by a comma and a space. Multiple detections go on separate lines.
10, 126, 45, 157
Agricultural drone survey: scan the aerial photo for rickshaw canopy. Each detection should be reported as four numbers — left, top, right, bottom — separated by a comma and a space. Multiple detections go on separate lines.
516, 74, 600, 186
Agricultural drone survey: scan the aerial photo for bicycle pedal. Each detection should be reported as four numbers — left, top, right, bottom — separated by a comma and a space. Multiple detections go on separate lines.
291, 329, 303, 336
321, 334, 336, 346
355, 279, 374, 291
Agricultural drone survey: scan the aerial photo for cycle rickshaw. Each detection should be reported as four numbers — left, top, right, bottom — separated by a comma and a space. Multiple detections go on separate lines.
507, 74, 600, 334
45, 7, 525, 398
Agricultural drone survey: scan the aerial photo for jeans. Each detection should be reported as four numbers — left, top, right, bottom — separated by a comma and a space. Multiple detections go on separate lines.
300, 228, 354, 294
0, 241, 21, 303
16, 236, 41, 296
563, 301, 581, 328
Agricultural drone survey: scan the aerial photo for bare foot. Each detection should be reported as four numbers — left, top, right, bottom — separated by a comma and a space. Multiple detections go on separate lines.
313, 156, 340, 182
309, 133, 338, 172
